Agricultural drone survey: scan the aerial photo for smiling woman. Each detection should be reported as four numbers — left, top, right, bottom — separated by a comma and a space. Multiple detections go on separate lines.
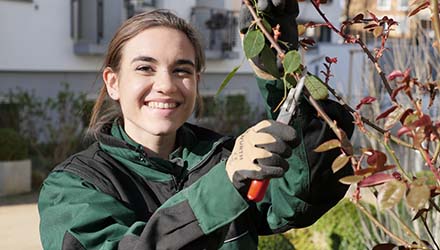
38, 6, 354, 250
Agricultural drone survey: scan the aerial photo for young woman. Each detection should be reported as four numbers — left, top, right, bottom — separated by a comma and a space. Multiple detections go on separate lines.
38, 7, 354, 250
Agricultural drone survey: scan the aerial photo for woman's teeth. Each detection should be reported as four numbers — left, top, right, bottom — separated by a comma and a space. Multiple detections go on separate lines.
147, 102, 177, 109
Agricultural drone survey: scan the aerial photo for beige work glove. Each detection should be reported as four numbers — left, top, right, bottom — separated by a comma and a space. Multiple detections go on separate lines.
226, 120, 298, 195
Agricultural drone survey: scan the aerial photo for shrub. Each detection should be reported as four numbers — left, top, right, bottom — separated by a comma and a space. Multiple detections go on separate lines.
0, 128, 28, 161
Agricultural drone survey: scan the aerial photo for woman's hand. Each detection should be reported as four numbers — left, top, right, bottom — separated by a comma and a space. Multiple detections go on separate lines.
226, 120, 298, 195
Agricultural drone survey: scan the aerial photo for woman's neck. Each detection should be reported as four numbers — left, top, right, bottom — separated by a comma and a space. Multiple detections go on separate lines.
123, 123, 177, 159
141, 133, 176, 159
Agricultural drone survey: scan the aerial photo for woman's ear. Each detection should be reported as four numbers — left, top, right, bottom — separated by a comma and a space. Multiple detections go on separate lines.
103, 67, 120, 101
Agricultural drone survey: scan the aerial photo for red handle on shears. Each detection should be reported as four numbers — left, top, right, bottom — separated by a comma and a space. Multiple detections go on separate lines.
247, 179, 269, 202
246, 67, 308, 203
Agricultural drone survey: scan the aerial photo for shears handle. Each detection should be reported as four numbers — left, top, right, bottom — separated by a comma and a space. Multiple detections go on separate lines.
246, 67, 308, 202
247, 179, 269, 202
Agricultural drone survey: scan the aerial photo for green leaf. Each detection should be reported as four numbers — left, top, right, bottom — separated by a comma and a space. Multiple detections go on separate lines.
406, 182, 430, 210
314, 139, 341, 152
243, 29, 265, 59
377, 179, 406, 210
339, 175, 364, 185
282, 50, 301, 74
305, 75, 329, 100
260, 45, 280, 78
261, 18, 272, 33
216, 64, 241, 96
283, 73, 296, 89
332, 154, 350, 173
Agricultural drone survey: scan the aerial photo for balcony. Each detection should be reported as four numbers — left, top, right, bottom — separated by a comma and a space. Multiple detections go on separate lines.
71, 0, 155, 55
191, 6, 239, 60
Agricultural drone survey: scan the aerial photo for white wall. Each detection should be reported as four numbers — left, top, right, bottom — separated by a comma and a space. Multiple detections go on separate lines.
0, 0, 103, 72
0, 0, 252, 74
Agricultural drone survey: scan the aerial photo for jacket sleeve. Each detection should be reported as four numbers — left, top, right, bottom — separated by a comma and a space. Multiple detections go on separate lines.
252, 77, 355, 234
38, 163, 248, 250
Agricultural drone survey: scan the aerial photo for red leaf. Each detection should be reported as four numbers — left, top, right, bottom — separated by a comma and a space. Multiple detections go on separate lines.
358, 173, 395, 187
325, 56, 337, 64
412, 114, 432, 128
366, 150, 387, 168
391, 85, 406, 100
408, 1, 430, 17
377, 164, 396, 172
387, 70, 404, 80
356, 96, 377, 110
376, 105, 398, 121
363, 23, 378, 30
368, 11, 378, 22
372, 243, 397, 250
400, 108, 414, 124
397, 126, 412, 137
353, 13, 364, 22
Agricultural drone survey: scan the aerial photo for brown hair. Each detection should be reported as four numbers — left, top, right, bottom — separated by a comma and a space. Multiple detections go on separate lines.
88, 9, 205, 137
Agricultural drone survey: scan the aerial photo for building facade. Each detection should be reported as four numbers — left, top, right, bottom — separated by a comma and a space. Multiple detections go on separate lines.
0, 0, 262, 132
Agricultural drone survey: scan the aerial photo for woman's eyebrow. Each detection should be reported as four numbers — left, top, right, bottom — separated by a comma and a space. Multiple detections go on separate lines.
131, 56, 157, 64
175, 59, 195, 68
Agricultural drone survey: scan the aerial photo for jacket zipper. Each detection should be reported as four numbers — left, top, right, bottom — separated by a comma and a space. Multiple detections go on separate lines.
175, 136, 232, 191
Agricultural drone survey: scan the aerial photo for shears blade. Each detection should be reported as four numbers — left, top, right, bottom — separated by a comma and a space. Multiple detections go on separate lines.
276, 67, 308, 125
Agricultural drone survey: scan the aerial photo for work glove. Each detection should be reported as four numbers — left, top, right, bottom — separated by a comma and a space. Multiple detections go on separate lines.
239, 0, 299, 79
226, 120, 298, 196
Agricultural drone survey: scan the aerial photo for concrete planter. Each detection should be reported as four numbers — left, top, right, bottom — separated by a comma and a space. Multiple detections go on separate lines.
0, 160, 32, 197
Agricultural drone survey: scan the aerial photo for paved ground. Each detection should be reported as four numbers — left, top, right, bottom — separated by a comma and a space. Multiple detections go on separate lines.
0, 192, 42, 250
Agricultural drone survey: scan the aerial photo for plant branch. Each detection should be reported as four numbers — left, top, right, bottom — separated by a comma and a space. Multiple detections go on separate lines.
243, 0, 285, 59
389, 209, 428, 248
431, 0, 440, 53
421, 212, 440, 250
243, 0, 345, 146
309, 0, 393, 97
323, 80, 416, 149
433, 142, 440, 165
353, 201, 410, 246
419, 147, 440, 183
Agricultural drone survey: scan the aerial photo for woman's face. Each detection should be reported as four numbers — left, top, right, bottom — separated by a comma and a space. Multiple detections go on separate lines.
104, 27, 199, 141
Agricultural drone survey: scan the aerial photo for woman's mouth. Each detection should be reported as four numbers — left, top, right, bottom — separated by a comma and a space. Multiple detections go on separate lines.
146, 101, 179, 109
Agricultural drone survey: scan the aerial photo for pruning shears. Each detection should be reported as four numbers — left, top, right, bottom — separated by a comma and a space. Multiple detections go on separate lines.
247, 67, 308, 202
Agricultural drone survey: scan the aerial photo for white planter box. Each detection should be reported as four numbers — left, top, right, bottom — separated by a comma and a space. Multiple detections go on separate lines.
0, 160, 31, 197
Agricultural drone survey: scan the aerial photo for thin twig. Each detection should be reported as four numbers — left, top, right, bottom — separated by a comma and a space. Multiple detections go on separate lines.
323, 80, 416, 149
389, 209, 428, 248
421, 213, 440, 250
419, 148, 440, 183
243, 0, 285, 59
431, 0, 440, 54
354, 201, 410, 246
309, 0, 393, 97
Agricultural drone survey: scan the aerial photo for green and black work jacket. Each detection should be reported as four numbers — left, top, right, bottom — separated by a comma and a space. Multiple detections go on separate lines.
38, 78, 354, 250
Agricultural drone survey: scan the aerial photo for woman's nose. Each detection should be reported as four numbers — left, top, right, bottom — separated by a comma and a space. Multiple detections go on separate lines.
153, 70, 178, 93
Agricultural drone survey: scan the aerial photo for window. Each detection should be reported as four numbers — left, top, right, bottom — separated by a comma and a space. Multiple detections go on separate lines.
127, 0, 155, 7
377, 0, 391, 10
398, 0, 409, 10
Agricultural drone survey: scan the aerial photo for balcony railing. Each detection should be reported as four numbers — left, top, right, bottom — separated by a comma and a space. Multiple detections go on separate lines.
191, 6, 239, 60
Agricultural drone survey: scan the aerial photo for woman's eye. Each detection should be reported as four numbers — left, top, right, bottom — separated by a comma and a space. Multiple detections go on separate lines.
175, 68, 193, 76
136, 66, 154, 72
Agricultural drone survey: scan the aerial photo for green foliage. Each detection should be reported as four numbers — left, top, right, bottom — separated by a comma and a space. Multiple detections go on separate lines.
216, 64, 241, 96
244, 29, 265, 59
304, 75, 329, 100
196, 94, 264, 136
0, 128, 28, 161
0, 83, 92, 185
258, 234, 295, 250
286, 199, 365, 250
260, 45, 281, 78
283, 50, 301, 74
